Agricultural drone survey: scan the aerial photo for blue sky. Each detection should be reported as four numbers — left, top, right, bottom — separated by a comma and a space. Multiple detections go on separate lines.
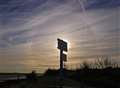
0, 0, 119, 73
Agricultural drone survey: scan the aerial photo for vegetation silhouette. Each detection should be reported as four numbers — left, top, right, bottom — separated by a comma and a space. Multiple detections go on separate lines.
26, 70, 38, 81
44, 57, 120, 88
0, 57, 120, 88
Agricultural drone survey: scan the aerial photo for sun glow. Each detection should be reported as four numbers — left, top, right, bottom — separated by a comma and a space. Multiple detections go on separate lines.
63, 38, 71, 50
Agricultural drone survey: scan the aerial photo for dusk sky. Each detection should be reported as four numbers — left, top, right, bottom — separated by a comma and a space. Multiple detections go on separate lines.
0, 0, 120, 73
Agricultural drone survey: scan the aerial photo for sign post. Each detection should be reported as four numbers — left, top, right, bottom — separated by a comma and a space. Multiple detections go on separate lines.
57, 38, 68, 88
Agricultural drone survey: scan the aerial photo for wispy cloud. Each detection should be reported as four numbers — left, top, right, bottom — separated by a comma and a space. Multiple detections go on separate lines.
0, 0, 119, 72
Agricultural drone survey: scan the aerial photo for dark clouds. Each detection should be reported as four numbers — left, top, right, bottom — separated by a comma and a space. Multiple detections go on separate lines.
85, 0, 120, 9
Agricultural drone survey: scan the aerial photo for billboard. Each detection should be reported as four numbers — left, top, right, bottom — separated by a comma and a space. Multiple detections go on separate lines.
62, 53, 67, 62
57, 38, 68, 52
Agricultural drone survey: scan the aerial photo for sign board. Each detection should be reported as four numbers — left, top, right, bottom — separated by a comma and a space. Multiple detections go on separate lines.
62, 53, 67, 62
57, 38, 68, 87
57, 38, 68, 52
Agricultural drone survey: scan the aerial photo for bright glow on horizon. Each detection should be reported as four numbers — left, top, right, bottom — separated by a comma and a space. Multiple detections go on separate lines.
62, 38, 71, 50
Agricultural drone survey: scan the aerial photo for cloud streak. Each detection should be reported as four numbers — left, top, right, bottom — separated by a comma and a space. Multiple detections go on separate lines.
0, 0, 119, 72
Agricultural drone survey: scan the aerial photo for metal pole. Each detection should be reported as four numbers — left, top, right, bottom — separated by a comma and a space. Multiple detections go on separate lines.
60, 50, 63, 88
60, 50, 63, 77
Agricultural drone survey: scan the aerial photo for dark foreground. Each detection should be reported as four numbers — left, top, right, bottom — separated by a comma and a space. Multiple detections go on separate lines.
0, 76, 92, 88
1, 67, 120, 88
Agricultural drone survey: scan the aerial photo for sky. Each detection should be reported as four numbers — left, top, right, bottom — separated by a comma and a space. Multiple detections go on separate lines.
0, 0, 119, 73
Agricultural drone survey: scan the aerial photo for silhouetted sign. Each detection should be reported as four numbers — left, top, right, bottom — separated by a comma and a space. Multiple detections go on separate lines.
57, 38, 68, 52
57, 38, 68, 87
62, 53, 67, 62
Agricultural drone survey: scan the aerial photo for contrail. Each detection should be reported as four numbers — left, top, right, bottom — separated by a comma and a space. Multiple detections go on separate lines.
77, 0, 86, 14
77, 0, 97, 42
